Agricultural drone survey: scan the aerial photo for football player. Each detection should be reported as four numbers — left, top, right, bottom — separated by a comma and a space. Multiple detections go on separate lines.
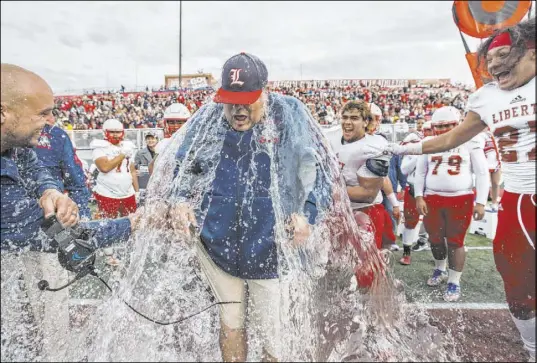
398, 125, 425, 265
149, 103, 191, 175
324, 101, 392, 251
381, 20, 535, 360
413, 107, 489, 301
90, 118, 138, 266
367, 102, 400, 251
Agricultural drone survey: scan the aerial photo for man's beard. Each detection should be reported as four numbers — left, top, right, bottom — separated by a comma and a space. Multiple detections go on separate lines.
4, 125, 39, 149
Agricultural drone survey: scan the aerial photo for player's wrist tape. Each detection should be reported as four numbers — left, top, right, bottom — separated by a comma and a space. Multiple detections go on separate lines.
387, 193, 399, 207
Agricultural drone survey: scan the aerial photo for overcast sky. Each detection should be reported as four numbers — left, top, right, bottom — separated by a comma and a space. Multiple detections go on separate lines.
2, 1, 532, 94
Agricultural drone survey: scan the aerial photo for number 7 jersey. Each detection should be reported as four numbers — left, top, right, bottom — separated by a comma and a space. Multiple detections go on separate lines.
466, 77, 536, 194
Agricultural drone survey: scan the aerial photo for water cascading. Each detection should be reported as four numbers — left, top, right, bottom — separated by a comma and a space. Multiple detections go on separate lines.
60, 93, 457, 362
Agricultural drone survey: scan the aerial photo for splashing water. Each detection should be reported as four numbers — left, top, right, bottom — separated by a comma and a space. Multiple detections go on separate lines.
5, 93, 459, 362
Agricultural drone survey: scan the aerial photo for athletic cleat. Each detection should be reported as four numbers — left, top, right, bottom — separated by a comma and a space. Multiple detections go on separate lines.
389, 244, 400, 252
443, 283, 461, 302
412, 242, 429, 252
427, 269, 448, 286
399, 255, 411, 265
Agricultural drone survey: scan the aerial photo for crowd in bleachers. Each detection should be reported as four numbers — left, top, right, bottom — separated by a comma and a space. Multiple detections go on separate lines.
53, 81, 474, 130
270, 82, 472, 125
53, 89, 213, 131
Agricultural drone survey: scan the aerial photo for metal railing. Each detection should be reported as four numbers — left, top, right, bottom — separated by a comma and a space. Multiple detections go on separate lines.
70, 129, 165, 173
70, 124, 412, 147
70, 124, 411, 165
68, 128, 165, 150
320, 123, 415, 143
378, 123, 415, 143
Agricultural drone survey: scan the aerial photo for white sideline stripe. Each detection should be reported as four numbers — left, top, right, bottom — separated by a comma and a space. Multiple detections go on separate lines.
414, 302, 508, 310
69, 298, 102, 306
411, 246, 492, 250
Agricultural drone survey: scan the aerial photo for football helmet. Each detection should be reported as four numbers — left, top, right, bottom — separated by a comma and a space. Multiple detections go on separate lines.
102, 119, 124, 145
163, 103, 191, 137
431, 106, 461, 136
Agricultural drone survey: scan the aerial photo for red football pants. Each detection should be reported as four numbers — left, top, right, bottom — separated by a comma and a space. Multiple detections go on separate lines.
382, 207, 396, 245
403, 186, 420, 229
358, 203, 393, 249
493, 191, 536, 313
351, 209, 384, 288
94, 193, 137, 218
422, 194, 474, 248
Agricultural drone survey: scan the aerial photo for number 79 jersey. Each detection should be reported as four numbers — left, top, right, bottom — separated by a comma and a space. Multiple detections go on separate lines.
421, 136, 478, 196
466, 77, 535, 194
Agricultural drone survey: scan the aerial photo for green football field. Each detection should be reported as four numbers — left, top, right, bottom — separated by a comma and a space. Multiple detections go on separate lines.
391, 233, 504, 304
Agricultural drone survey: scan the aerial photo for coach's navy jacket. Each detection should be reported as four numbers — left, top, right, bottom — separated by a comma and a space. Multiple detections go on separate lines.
34, 124, 91, 219
1, 147, 131, 253
171, 94, 330, 280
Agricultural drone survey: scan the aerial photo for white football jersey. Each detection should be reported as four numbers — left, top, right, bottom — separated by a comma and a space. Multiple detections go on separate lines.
481, 130, 501, 171
466, 77, 535, 194
400, 131, 423, 185
324, 128, 388, 209
91, 139, 136, 198
419, 136, 482, 197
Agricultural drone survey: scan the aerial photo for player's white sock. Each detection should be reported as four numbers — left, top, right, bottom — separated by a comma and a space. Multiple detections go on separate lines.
402, 227, 418, 246
434, 259, 447, 272
511, 315, 536, 361
447, 269, 462, 285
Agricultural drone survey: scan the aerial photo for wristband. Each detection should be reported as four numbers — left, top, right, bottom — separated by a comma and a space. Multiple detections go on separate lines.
387, 192, 399, 207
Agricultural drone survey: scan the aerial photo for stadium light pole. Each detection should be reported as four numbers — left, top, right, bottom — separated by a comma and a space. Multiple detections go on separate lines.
179, 0, 183, 89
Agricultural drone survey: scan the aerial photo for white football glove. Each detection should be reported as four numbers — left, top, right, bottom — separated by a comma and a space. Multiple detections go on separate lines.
120, 145, 135, 158
383, 142, 423, 156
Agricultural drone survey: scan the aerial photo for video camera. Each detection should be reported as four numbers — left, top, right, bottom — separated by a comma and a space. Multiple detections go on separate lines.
37, 216, 241, 325
41, 215, 96, 275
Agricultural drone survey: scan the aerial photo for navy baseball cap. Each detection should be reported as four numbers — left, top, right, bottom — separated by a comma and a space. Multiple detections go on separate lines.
214, 52, 268, 105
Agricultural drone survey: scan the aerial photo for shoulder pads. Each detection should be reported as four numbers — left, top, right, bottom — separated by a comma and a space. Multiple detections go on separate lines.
366, 158, 389, 177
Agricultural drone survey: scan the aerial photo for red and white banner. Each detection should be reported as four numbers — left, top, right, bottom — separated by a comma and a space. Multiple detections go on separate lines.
268, 78, 454, 89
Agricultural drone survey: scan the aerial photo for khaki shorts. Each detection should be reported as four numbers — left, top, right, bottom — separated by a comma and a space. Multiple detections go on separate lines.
194, 240, 281, 356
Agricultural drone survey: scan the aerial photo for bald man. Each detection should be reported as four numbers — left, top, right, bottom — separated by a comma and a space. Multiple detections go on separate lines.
1, 64, 137, 361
